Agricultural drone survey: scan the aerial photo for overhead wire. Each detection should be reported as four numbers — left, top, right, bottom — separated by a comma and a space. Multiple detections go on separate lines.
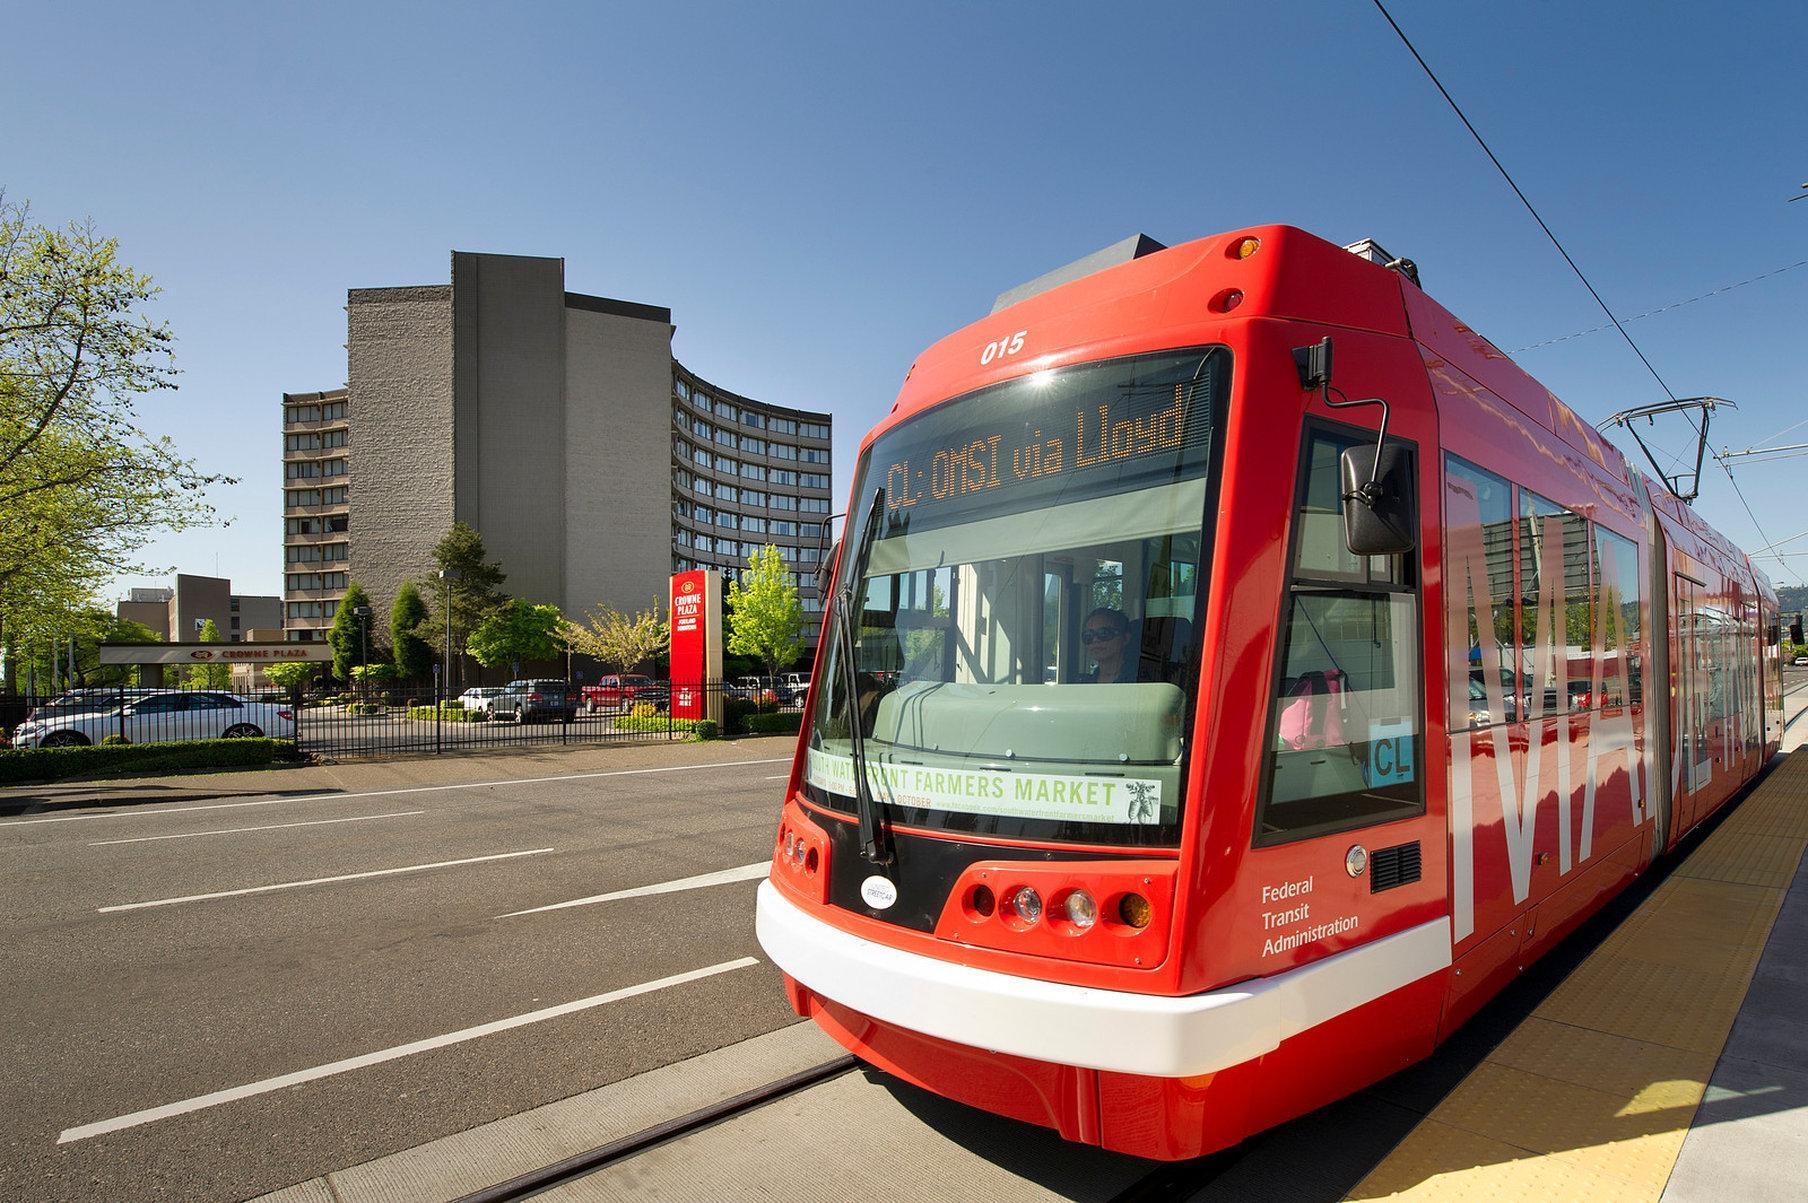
1369, 0, 1804, 586
1508, 258, 1808, 353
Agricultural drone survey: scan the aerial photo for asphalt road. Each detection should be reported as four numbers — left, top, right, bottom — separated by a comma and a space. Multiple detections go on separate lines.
6, 676, 1807, 1202
0, 739, 803, 1202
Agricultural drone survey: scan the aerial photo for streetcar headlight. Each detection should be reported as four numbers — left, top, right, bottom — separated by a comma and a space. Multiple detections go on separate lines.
1008, 886, 1043, 924
790, 838, 807, 866
1064, 890, 1097, 929
1119, 893, 1152, 929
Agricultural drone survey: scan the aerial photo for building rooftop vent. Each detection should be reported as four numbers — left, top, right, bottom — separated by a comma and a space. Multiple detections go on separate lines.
991, 233, 1168, 314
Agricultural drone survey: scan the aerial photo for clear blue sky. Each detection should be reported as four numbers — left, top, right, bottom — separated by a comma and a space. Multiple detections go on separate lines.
6, 0, 1805, 599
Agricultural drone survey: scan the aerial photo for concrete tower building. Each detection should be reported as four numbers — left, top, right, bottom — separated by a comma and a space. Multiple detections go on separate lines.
285, 252, 830, 651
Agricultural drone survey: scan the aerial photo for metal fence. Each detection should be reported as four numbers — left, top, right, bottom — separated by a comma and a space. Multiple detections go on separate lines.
1, 678, 808, 758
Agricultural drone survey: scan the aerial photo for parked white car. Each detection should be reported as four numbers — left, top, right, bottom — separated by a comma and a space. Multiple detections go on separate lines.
457, 687, 508, 715
11, 691, 296, 748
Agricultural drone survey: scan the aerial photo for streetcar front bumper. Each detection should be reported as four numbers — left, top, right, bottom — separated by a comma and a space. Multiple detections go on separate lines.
756, 879, 1450, 1079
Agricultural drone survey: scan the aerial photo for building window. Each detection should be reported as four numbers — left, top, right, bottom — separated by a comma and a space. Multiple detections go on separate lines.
714, 454, 737, 473
740, 411, 764, 430
769, 417, 798, 436
801, 421, 830, 439
676, 380, 691, 402
801, 473, 830, 489
772, 469, 798, 487
742, 489, 767, 507
742, 437, 766, 455
771, 495, 797, 511
801, 447, 829, 464
744, 517, 767, 535
740, 463, 766, 481
801, 498, 830, 513
715, 428, 737, 448
771, 443, 799, 461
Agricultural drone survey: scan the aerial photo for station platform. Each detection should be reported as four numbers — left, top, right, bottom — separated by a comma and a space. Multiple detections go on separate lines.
259, 743, 1808, 1203
1351, 745, 1808, 1202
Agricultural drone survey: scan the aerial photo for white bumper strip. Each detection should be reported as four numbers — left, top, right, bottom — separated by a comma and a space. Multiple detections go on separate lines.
756, 880, 1452, 1079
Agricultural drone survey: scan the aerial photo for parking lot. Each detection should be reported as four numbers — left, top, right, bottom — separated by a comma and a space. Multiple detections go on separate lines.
0, 738, 802, 1202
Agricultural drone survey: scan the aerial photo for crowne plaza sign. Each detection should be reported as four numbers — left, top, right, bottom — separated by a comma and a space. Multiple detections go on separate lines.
97, 642, 334, 665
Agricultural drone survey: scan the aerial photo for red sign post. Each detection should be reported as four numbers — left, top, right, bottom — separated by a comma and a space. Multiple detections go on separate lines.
669, 569, 723, 723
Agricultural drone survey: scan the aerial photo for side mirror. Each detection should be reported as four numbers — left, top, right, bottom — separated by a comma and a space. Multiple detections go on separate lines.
1340, 444, 1418, 557
816, 538, 841, 598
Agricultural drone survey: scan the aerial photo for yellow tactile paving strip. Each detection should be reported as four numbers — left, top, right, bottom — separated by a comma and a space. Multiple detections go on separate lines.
1348, 753, 1808, 1201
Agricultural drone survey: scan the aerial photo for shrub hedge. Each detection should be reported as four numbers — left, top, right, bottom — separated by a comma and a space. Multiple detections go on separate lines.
613, 715, 705, 734
405, 705, 488, 722
0, 738, 300, 786
742, 711, 803, 735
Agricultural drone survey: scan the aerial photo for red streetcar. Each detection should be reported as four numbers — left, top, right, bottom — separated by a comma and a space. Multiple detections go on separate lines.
755, 226, 1782, 1160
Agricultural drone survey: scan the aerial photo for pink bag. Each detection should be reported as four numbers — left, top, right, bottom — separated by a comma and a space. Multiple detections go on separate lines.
1277, 670, 1348, 751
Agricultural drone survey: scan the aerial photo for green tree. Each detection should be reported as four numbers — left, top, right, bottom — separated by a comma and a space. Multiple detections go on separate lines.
565, 597, 668, 674
12, 608, 162, 691
264, 660, 317, 696
328, 581, 374, 682
186, 619, 231, 688
727, 545, 804, 680
422, 522, 508, 683
467, 600, 565, 674
0, 195, 227, 673
390, 581, 431, 680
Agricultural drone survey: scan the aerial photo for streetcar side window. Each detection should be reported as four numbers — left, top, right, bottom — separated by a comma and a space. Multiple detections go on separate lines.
1590, 527, 1642, 707
1444, 458, 1516, 730
1256, 428, 1424, 844
1517, 489, 1592, 717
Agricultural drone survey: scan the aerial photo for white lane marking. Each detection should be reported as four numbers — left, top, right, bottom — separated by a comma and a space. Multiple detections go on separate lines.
763, 774, 789, 779
98, 848, 553, 913
498, 861, 771, 918
56, 956, 761, 1145
0, 757, 790, 827
88, 811, 426, 847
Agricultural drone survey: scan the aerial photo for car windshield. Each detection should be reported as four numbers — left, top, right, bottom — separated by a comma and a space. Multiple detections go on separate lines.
806, 347, 1227, 846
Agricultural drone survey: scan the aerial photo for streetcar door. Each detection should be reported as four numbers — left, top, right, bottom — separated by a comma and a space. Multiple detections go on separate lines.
1644, 514, 1671, 857
1675, 574, 1710, 831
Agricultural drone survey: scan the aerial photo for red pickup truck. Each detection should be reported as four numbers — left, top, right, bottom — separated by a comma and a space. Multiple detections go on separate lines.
581, 675, 670, 714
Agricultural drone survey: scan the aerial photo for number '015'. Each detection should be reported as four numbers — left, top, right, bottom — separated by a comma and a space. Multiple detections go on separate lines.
980, 330, 1028, 365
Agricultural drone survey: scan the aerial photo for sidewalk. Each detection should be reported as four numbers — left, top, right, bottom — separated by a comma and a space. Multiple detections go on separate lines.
0, 736, 799, 817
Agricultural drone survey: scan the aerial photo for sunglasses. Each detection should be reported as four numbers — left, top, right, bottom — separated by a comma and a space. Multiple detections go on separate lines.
1081, 627, 1125, 644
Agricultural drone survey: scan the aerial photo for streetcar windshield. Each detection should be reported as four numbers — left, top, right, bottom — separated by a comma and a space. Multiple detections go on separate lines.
806, 347, 1228, 846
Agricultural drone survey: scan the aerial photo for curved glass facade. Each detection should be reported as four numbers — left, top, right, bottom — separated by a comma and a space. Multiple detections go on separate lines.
670, 363, 833, 629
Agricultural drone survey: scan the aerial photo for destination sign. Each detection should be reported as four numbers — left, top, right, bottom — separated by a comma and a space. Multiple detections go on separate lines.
866, 348, 1225, 537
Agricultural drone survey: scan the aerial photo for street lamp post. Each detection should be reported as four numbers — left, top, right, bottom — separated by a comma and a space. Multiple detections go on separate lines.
354, 605, 372, 668
438, 569, 458, 692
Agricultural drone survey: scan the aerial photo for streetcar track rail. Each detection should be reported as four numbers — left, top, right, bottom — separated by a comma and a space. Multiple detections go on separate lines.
451, 1054, 858, 1202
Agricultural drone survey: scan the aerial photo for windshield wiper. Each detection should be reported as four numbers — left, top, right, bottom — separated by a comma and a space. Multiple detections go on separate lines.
837, 486, 892, 865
